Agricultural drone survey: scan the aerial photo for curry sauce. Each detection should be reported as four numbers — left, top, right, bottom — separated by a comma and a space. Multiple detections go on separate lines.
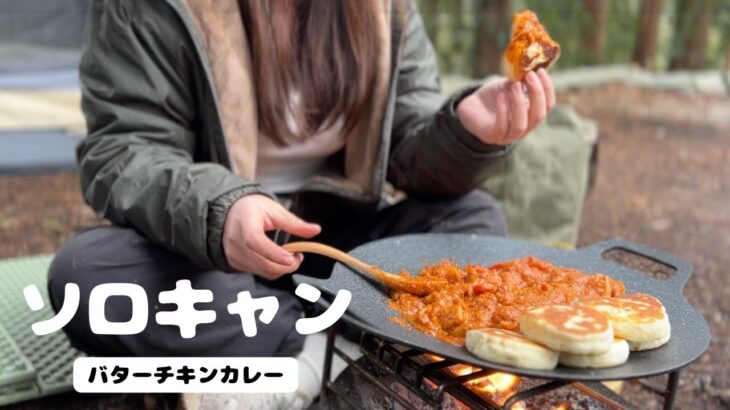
388, 257, 625, 345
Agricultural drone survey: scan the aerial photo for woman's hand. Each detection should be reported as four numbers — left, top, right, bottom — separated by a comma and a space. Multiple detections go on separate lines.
223, 194, 321, 280
456, 68, 555, 146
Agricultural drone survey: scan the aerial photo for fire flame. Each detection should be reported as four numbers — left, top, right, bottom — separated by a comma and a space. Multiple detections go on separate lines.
425, 354, 444, 362
435, 360, 569, 409
450, 364, 475, 376
447, 364, 521, 399
474, 372, 520, 394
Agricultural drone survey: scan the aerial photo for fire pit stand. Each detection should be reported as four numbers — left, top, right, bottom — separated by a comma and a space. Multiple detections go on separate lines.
319, 325, 682, 410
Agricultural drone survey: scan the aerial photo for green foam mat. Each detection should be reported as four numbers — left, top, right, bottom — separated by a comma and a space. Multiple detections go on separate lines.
0, 325, 35, 388
0, 254, 84, 406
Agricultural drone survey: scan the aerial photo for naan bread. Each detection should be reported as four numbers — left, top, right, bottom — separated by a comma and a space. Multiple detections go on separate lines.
627, 331, 671, 351
465, 328, 558, 370
559, 338, 630, 368
579, 293, 670, 343
520, 305, 614, 354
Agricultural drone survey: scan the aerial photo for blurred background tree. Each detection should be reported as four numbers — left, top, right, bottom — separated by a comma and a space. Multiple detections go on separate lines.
416, 0, 729, 77
670, 0, 716, 69
634, 0, 663, 68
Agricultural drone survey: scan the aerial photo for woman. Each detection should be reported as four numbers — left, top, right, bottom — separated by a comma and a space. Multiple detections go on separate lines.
49, 0, 554, 407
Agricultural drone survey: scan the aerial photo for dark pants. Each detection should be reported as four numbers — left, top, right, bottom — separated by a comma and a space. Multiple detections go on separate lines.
48, 190, 506, 357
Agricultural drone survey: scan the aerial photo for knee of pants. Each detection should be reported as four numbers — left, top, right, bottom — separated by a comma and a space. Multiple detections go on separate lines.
47, 229, 95, 312
445, 189, 508, 237
47, 226, 153, 317
47, 226, 306, 357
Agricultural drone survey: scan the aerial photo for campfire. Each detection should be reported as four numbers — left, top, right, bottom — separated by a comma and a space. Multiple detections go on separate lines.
453, 369, 522, 406
430, 355, 570, 410
427, 355, 522, 406
321, 333, 652, 410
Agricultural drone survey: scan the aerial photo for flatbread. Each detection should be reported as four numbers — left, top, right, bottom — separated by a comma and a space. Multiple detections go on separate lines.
579, 293, 670, 343
559, 338, 630, 368
628, 331, 671, 351
520, 304, 614, 354
465, 328, 558, 370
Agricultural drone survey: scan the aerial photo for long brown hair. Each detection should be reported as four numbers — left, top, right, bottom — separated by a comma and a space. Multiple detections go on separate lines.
239, 0, 380, 145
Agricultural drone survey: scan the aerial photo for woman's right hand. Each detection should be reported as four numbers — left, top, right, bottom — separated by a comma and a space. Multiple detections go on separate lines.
223, 194, 321, 280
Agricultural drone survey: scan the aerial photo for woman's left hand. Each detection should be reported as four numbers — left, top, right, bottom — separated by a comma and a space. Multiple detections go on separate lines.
456, 68, 555, 146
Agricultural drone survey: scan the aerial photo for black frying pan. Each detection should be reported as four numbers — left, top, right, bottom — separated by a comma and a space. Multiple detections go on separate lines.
293, 234, 710, 381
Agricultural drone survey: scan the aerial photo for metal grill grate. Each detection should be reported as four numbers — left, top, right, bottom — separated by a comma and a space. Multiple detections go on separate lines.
321, 325, 681, 410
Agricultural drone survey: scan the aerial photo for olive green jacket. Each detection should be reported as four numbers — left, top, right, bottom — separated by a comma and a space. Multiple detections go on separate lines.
77, 0, 512, 271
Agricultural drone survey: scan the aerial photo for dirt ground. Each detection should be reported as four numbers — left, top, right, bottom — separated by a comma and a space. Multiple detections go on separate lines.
566, 84, 730, 409
1, 84, 728, 409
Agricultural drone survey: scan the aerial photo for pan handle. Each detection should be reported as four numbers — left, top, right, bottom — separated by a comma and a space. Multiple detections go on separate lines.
576, 238, 692, 292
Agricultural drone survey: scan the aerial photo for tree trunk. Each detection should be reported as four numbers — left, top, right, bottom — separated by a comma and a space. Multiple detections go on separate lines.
669, 0, 716, 70
633, 0, 663, 69
473, 0, 511, 78
581, 0, 610, 65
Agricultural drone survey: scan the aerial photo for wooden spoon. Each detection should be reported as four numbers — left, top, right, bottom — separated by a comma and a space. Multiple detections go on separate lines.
282, 241, 446, 296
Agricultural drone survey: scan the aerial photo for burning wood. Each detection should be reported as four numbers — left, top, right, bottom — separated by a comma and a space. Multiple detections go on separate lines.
446, 364, 523, 407
428, 359, 611, 410
333, 337, 631, 410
